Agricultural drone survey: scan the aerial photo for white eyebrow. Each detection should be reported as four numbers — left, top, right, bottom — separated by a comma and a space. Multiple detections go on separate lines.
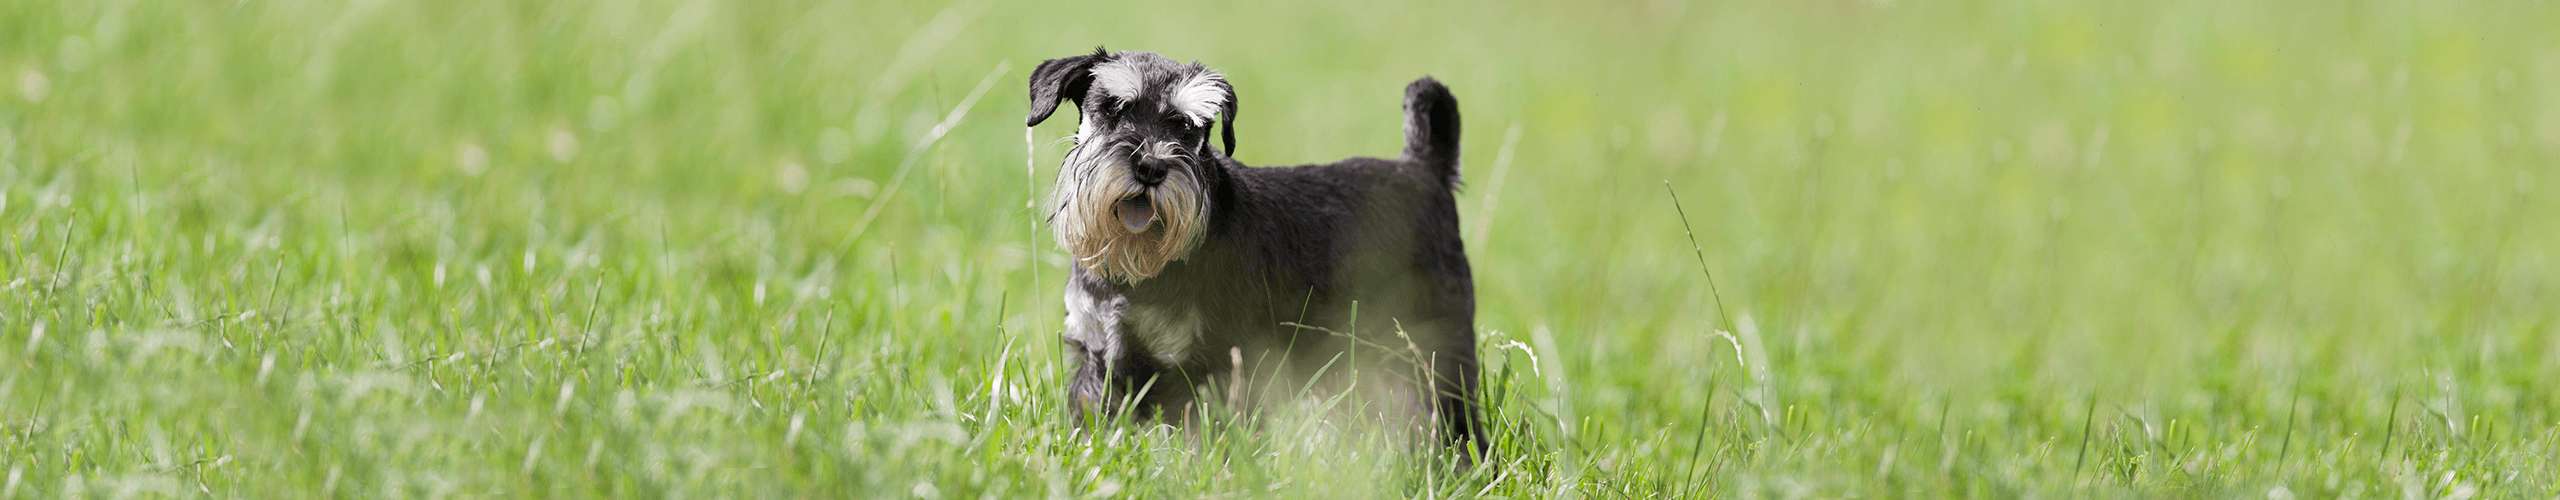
1167, 71, 1227, 127
1090, 59, 1145, 103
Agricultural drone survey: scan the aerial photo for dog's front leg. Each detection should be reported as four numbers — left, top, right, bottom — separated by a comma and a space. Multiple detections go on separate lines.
1064, 336, 1116, 420
1063, 280, 1143, 422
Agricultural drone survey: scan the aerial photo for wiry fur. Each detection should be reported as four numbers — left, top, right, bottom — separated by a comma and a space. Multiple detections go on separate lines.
1090, 58, 1147, 103
1049, 137, 1210, 283
1402, 78, 1463, 189
1168, 71, 1229, 127
1026, 48, 1483, 456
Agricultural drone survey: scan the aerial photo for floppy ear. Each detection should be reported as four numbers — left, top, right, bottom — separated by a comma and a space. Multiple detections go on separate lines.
1216, 79, 1237, 155
1027, 47, 1108, 127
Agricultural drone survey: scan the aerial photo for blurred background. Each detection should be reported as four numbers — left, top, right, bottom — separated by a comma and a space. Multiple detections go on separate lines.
1, 0, 2554, 496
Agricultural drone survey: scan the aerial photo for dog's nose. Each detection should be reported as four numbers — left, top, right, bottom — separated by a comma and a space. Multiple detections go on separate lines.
1130, 158, 1169, 186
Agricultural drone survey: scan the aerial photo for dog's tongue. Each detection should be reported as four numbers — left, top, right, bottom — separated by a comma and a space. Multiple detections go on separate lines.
1116, 197, 1156, 233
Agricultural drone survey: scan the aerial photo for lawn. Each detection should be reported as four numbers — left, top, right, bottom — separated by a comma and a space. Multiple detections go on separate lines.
2, 0, 2555, 497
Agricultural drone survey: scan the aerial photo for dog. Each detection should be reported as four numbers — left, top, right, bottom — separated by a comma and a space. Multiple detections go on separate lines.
1025, 48, 1482, 453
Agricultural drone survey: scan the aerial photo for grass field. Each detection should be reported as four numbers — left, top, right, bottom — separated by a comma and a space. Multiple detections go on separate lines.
4, 0, 2557, 497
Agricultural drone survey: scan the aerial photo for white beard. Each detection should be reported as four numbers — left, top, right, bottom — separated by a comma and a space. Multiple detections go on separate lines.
1049, 140, 1210, 284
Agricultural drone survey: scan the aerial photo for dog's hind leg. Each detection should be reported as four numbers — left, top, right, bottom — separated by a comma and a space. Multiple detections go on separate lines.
1428, 345, 1489, 459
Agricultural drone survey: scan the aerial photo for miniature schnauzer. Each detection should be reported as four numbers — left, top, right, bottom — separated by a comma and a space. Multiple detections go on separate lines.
1026, 48, 1481, 452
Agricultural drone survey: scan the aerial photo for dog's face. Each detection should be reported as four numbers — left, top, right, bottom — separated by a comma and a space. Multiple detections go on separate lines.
1027, 49, 1237, 283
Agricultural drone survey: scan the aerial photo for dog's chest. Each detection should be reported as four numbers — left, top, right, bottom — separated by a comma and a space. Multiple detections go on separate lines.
1122, 302, 1206, 366
1064, 285, 1207, 367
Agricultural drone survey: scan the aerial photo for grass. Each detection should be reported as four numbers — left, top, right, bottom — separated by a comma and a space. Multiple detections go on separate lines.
3, 0, 2556, 496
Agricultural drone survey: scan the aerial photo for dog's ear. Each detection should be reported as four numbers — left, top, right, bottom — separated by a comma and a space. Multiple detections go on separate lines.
1215, 78, 1237, 155
1027, 47, 1109, 127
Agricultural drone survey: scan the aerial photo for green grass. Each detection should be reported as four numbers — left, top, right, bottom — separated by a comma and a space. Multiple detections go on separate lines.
4, 0, 2557, 496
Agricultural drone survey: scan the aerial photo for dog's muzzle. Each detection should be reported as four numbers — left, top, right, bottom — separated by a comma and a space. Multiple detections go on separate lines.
1049, 139, 1206, 283
1116, 195, 1156, 232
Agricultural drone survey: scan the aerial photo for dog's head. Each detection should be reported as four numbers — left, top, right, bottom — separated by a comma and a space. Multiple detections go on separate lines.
1027, 48, 1236, 283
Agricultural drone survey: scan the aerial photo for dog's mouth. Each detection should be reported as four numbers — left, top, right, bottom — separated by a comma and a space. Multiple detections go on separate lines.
1115, 195, 1156, 233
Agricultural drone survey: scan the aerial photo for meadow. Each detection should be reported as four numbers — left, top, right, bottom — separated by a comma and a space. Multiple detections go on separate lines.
3, 0, 2556, 496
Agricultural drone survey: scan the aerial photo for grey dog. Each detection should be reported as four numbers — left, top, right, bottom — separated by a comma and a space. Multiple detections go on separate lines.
1027, 48, 1481, 452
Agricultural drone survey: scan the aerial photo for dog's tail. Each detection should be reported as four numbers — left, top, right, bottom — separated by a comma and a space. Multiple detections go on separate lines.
1402, 77, 1462, 190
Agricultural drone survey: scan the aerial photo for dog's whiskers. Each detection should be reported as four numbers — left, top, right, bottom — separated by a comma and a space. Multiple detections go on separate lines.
1142, 141, 1192, 161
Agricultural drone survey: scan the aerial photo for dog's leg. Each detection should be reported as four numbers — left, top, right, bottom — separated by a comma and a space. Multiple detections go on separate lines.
1063, 277, 1188, 424
1064, 279, 1131, 422
1430, 349, 1488, 458
1065, 342, 1113, 419
1407, 317, 1488, 458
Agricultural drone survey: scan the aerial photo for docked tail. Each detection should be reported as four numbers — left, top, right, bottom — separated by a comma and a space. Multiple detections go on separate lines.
1402, 77, 1462, 190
